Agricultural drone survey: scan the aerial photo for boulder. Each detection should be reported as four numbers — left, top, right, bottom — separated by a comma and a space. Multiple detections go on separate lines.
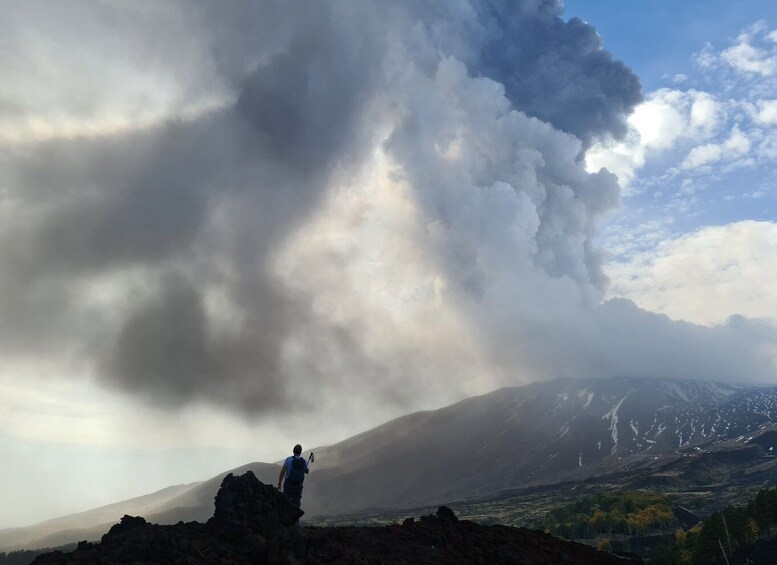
212, 471, 303, 532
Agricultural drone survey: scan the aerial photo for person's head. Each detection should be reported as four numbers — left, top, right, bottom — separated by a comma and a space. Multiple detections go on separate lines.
293, 444, 302, 456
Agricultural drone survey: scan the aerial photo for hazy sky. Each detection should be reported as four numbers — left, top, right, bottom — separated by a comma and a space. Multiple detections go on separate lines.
2, 0, 777, 528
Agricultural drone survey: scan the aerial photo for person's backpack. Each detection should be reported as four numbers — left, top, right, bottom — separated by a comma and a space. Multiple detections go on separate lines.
287, 456, 306, 484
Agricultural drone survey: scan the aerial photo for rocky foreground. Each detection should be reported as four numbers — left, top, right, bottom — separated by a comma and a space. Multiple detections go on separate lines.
33, 472, 642, 564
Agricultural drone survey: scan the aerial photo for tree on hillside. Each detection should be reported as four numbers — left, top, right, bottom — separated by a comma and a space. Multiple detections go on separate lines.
693, 512, 730, 564
748, 488, 777, 536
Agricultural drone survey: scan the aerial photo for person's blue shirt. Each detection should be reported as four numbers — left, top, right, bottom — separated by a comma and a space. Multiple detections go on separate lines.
284, 455, 309, 476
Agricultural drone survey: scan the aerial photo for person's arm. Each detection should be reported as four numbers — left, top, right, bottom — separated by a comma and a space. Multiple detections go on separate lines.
277, 462, 286, 489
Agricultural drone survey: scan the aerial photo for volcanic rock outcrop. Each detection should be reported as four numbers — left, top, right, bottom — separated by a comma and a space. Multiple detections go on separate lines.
33, 471, 642, 564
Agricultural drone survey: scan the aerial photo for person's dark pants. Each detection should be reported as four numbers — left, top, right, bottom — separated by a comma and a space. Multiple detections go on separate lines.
283, 480, 303, 509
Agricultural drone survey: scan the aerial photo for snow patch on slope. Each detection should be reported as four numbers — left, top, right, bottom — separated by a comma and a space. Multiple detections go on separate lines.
663, 382, 690, 402
602, 390, 635, 455
577, 388, 594, 408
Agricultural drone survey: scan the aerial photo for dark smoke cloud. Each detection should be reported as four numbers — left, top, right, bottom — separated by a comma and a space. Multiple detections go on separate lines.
474, 5, 643, 145
1, 0, 774, 424
1, 0, 387, 413
400, 0, 643, 145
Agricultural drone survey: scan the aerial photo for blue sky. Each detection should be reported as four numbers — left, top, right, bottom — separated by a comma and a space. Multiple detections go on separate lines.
561, 2, 777, 325
566, 0, 777, 228
564, 0, 777, 91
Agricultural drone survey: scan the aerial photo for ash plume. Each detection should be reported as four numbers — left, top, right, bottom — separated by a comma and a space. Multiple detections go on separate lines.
1, 0, 775, 423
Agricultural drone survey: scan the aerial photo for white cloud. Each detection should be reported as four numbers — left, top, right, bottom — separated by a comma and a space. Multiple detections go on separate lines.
591, 22, 777, 200
689, 92, 721, 132
680, 126, 751, 170
586, 89, 722, 186
757, 131, 777, 159
725, 126, 752, 153
723, 42, 777, 76
721, 24, 777, 76
607, 221, 777, 326
694, 42, 718, 69
694, 23, 777, 85
752, 99, 777, 124
681, 142, 723, 169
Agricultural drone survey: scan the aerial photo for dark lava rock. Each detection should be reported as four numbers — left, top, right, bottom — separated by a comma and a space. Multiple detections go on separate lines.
213, 471, 303, 531
33, 471, 643, 564
303, 508, 643, 565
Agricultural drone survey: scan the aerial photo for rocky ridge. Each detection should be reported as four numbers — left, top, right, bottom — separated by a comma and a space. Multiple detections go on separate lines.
32, 471, 642, 564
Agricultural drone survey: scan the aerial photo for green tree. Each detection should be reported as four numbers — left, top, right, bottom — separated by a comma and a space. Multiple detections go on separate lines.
692, 512, 729, 564
748, 488, 777, 536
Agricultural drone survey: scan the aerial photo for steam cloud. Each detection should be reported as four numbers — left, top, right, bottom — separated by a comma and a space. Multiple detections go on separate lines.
1, 0, 775, 421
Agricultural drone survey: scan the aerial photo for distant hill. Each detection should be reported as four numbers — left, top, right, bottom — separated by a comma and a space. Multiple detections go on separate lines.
0, 483, 199, 552
5, 376, 777, 553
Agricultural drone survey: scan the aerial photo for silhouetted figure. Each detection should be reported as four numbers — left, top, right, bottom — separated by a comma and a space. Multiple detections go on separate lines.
277, 444, 310, 509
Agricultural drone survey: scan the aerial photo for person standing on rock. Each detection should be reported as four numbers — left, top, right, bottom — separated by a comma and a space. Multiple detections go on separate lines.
277, 444, 309, 508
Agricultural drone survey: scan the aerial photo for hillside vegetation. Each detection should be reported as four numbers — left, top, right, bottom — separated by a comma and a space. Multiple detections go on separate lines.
542, 492, 677, 539
651, 487, 777, 564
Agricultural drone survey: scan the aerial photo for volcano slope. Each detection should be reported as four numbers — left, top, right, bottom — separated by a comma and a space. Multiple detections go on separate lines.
7, 377, 777, 553
32, 471, 642, 565
149, 377, 777, 520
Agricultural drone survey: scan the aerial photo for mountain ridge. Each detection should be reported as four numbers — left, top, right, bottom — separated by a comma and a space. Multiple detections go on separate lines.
5, 376, 777, 552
